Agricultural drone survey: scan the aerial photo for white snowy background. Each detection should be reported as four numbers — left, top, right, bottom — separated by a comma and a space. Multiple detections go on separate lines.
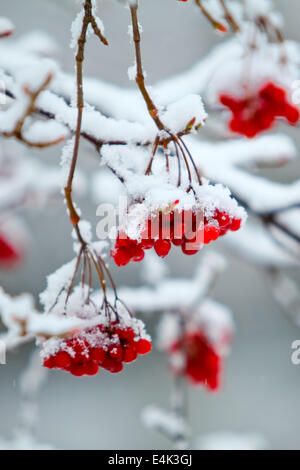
0, 0, 300, 450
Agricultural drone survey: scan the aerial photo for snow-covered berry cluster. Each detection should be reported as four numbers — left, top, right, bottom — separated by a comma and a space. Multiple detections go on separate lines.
42, 317, 152, 377
111, 192, 245, 267
169, 331, 221, 391
157, 303, 233, 392
220, 82, 300, 138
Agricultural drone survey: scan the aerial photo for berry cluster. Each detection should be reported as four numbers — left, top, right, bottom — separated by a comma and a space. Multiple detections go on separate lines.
43, 322, 152, 377
111, 208, 242, 266
0, 234, 20, 267
220, 81, 300, 138
169, 331, 221, 391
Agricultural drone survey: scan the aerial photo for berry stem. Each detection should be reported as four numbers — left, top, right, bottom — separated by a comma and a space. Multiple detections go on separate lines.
65, 0, 108, 244
219, 0, 240, 33
129, 1, 165, 132
195, 0, 227, 32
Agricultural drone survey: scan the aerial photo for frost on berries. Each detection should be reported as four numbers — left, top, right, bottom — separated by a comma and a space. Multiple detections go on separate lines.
0, 0, 299, 449
41, 314, 151, 377
38, 239, 151, 377
110, 178, 246, 266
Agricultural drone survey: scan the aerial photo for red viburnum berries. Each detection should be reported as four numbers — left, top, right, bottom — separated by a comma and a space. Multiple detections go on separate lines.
170, 331, 221, 391
220, 81, 300, 138
42, 321, 152, 377
0, 234, 21, 267
111, 207, 243, 266
154, 239, 171, 258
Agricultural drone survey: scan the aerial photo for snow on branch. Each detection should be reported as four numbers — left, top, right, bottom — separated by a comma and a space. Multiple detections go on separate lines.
141, 405, 189, 444
0, 287, 102, 352
0, 63, 68, 148
0, 139, 85, 213
224, 223, 300, 268
116, 251, 227, 313
186, 134, 299, 214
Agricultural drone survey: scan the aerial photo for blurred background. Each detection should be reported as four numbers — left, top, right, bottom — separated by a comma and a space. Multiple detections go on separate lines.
0, 0, 300, 450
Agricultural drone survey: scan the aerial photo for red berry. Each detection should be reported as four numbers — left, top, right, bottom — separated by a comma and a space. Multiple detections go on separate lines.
116, 327, 135, 343
284, 103, 300, 124
108, 344, 123, 361
172, 237, 184, 246
215, 210, 230, 227
0, 235, 20, 265
85, 361, 99, 376
102, 358, 123, 373
70, 364, 86, 377
181, 241, 200, 255
123, 344, 138, 363
130, 246, 145, 263
220, 82, 300, 138
154, 239, 171, 258
136, 339, 152, 355
53, 351, 72, 369
140, 238, 154, 250
91, 347, 106, 363
43, 356, 55, 369
111, 248, 132, 266
230, 218, 241, 231
42, 319, 151, 377
204, 225, 220, 244
170, 331, 221, 391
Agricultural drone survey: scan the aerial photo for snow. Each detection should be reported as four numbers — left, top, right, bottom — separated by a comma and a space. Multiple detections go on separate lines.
0, 140, 85, 213
117, 252, 228, 313
161, 94, 207, 134
70, 9, 85, 50
0, 22, 298, 131
224, 223, 300, 268
92, 169, 126, 205
0, 432, 54, 451
141, 252, 169, 286
185, 135, 299, 214
113, 178, 246, 242
245, 0, 274, 21
196, 431, 269, 450
0, 286, 102, 349
39, 302, 150, 360
0, 17, 14, 37
22, 120, 68, 145
207, 38, 299, 104
15, 31, 57, 57
127, 63, 137, 81
157, 299, 233, 355
0, 0, 298, 401
142, 405, 188, 441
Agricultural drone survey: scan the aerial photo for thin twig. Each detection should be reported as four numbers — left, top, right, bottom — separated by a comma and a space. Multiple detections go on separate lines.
130, 2, 165, 131
219, 0, 240, 33
3, 74, 64, 148
195, 0, 227, 32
